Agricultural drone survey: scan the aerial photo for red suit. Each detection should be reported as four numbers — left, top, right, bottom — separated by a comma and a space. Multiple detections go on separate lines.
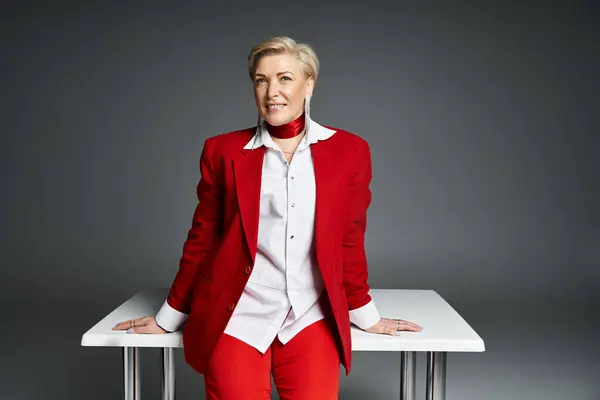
166, 125, 375, 376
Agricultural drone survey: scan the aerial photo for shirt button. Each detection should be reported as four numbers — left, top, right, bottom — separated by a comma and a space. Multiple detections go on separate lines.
228, 302, 235, 311
290, 235, 295, 239
245, 265, 252, 274
291, 176, 295, 180
291, 203, 296, 207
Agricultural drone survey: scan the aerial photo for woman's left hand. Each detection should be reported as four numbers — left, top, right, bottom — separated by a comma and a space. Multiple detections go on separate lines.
364, 318, 423, 336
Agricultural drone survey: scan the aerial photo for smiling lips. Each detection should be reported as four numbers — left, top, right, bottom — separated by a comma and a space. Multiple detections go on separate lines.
266, 104, 287, 112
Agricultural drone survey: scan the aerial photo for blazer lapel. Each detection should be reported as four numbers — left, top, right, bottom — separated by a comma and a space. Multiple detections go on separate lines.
311, 139, 338, 267
233, 147, 265, 263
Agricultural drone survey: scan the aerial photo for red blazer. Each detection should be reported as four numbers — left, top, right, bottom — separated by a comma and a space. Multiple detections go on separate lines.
166, 125, 375, 376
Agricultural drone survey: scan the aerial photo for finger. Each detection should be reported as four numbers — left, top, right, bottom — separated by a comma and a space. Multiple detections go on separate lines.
385, 320, 419, 332
397, 322, 422, 332
112, 318, 145, 330
385, 324, 403, 333
390, 319, 422, 330
393, 319, 422, 329
403, 320, 423, 329
112, 320, 133, 330
129, 325, 165, 334
366, 321, 401, 335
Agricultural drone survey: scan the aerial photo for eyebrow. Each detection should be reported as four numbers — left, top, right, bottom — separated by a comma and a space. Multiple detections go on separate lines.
254, 71, 295, 78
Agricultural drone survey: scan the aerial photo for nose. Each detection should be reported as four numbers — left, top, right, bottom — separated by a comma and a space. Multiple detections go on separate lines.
267, 81, 280, 99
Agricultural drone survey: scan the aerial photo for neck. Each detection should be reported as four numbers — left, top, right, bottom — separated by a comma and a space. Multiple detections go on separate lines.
265, 112, 305, 139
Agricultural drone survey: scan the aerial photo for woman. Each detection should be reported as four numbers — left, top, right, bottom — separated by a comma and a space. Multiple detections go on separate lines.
113, 36, 422, 399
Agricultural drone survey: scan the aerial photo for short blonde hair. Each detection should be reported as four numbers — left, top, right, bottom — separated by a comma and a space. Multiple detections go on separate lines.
247, 36, 319, 82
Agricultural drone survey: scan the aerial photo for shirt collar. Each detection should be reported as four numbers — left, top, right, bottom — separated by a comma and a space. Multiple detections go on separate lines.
243, 115, 336, 150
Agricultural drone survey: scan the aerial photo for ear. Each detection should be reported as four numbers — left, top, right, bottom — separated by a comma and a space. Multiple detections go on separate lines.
305, 76, 315, 97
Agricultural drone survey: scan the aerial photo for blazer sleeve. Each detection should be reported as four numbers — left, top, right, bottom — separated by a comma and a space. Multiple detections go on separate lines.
341, 139, 381, 329
155, 137, 223, 331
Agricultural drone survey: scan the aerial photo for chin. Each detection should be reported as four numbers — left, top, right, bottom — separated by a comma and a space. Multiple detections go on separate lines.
265, 113, 292, 126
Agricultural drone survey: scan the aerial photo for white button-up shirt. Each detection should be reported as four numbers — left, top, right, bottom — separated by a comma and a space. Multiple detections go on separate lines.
156, 117, 381, 352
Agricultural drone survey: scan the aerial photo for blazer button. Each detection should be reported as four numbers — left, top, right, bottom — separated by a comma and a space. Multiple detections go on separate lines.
245, 265, 252, 274
228, 302, 235, 311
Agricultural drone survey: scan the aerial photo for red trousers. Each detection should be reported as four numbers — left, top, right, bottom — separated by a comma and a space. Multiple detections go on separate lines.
204, 316, 341, 399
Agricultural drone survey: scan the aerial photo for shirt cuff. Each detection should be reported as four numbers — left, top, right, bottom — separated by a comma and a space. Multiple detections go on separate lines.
155, 300, 188, 332
349, 299, 381, 330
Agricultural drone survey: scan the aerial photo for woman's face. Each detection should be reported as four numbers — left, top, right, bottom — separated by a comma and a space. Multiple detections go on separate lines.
252, 53, 314, 127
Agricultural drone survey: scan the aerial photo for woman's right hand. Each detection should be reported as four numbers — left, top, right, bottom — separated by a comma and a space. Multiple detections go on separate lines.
112, 316, 169, 334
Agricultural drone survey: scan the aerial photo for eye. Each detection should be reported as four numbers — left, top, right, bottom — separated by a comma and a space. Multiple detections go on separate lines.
255, 78, 266, 84
280, 76, 292, 81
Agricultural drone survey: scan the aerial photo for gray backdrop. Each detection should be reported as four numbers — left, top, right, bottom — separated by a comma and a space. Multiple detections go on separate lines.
3, 1, 598, 399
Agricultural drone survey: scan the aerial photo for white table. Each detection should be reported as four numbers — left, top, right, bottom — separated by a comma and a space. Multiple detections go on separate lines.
81, 289, 485, 400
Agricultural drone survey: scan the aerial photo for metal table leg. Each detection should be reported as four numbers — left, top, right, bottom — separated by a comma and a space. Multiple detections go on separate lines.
161, 347, 176, 400
426, 352, 446, 400
123, 347, 140, 400
400, 351, 416, 400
